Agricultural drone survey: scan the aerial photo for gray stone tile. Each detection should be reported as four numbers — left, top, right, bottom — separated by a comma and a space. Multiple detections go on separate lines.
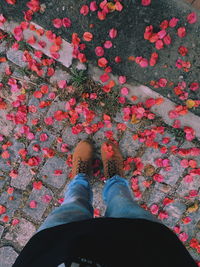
45, 101, 67, 132
0, 41, 7, 53
5, 218, 36, 247
27, 129, 55, 157
0, 191, 21, 221
0, 109, 15, 137
141, 147, 163, 167
23, 186, 53, 222
0, 174, 6, 190
180, 209, 200, 240
119, 130, 141, 158
8, 139, 25, 162
176, 177, 199, 198
6, 49, 27, 68
163, 201, 186, 228
0, 62, 8, 81
154, 131, 178, 147
49, 68, 71, 84
39, 157, 70, 188
160, 155, 184, 185
92, 181, 106, 216
11, 164, 33, 190
62, 126, 88, 148
0, 246, 18, 267
147, 188, 165, 207
0, 159, 11, 172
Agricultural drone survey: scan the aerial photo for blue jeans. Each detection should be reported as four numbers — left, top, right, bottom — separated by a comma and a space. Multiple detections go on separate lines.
37, 174, 160, 232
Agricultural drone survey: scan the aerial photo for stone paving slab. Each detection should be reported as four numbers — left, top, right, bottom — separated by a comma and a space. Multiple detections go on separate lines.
180, 209, 200, 239
6, 48, 27, 68
0, 21, 73, 68
62, 126, 88, 148
23, 186, 53, 222
5, 218, 36, 248
0, 159, 11, 172
160, 155, 185, 185
11, 164, 34, 190
0, 191, 22, 222
119, 129, 142, 158
176, 176, 200, 197
0, 41, 7, 54
0, 246, 18, 267
27, 129, 56, 157
163, 201, 187, 227
92, 181, 106, 216
39, 157, 70, 189
0, 109, 15, 137
45, 101, 68, 132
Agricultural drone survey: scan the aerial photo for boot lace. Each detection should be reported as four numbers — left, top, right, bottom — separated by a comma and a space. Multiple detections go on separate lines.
77, 160, 89, 174
106, 160, 119, 178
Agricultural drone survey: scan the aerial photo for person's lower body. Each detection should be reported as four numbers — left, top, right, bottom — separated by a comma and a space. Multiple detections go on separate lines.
37, 173, 160, 232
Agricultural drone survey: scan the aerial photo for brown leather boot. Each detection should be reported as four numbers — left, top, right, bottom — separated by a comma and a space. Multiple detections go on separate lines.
101, 141, 124, 179
71, 140, 94, 178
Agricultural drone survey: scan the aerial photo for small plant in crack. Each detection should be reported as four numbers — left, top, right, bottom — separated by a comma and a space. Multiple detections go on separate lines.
70, 67, 87, 88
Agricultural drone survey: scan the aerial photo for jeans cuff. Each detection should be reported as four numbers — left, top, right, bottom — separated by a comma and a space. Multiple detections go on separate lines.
102, 175, 129, 202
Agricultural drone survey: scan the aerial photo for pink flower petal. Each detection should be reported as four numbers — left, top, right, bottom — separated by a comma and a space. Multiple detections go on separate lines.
121, 87, 129, 96
29, 200, 37, 209
177, 27, 186, 38
95, 46, 104, 57
187, 12, 197, 24
141, 0, 151, 6
90, 1, 98, 11
62, 17, 72, 28
118, 76, 126, 84
52, 18, 62, 28
169, 17, 179, 28
109, 28, 117, 39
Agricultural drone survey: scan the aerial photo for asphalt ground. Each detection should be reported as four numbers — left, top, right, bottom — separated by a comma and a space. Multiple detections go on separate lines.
0, 0, 200, 115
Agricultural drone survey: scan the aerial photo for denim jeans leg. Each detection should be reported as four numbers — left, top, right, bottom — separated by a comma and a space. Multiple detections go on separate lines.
103, 175, 161, 223
37, 173, 94, 232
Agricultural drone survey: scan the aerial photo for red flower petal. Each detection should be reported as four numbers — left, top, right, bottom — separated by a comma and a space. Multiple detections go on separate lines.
150, 204, 159, 215
141, 0, 151, 6
0, 14, 6, 26
5, 0, 16, 4
155, 39, 164, 50
54, 170, 63, 175
177, 27, 186, 38
178, 46, 188, 56
149, 52, 158, 67
29, 200, 37, 208
62, 17, 71, 28
33, 181, 43, 190
0, 205, 6, 215
98, 57, 108, 68
90, 1, 98, 11
83, 32, 93, 42
80, 5, 89, 16
163, 34, 171, 45
95, 46, 104, 57
109, 28, 117, 39
169, 17, 179, 28
158, 78, 167, 88
115, 1, 123, 11
52, 18, 62, 29
187, 12, 197, 24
